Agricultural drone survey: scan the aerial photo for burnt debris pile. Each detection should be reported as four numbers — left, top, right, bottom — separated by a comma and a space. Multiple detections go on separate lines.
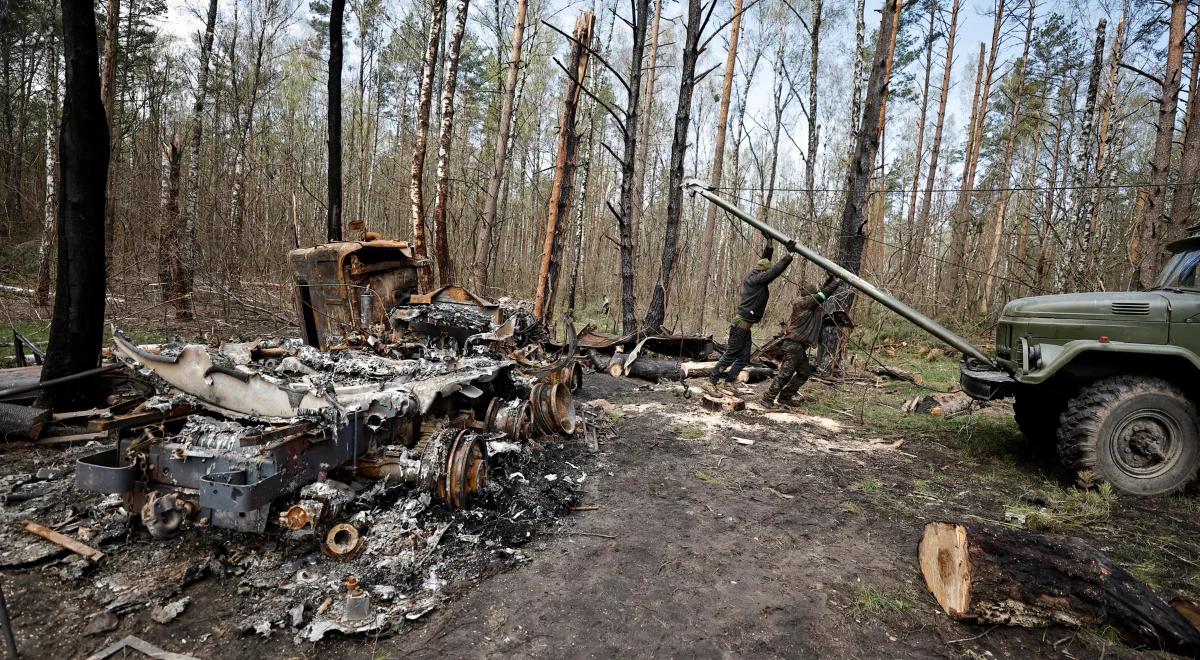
2, 240, 604, 645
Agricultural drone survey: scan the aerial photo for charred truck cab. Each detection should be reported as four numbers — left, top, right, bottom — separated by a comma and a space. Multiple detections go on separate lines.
962, 232, 1200, 495
687, 181, 1200, 497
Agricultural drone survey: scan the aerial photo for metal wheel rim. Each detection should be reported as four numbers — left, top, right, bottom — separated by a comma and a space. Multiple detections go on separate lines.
1110, 409, 1183, 479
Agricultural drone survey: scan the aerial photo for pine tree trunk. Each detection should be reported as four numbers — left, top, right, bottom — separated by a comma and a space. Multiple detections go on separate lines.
179, 0, 217, 321
693, 0, 743, 333
432, 0, 470, 284
904, 0, 957, 294
898, 0, 937, 286
1136, 0, 1187, 289
327, 0, 345, 242
1084, 12, 1128, 288
534, 12, 594, 320
942, 42, 985, 303
616, 0, 652, 334
630, 0, 663, 258
410, 0, 447, 292
817, 0, 903, 369
642, 0, 703, 333
40, 0, 110, 410
979, 2, 1034, 314
470, 0, 527, 291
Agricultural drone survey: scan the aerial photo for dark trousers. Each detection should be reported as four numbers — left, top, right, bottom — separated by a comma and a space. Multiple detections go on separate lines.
710, 324, 753, 383
766, 339, 814, 399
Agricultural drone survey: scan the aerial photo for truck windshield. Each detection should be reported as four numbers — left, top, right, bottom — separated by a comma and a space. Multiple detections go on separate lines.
1156, 249, 1200, 290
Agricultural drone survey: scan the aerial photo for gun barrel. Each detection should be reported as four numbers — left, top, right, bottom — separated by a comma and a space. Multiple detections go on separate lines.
684, 179, 994, 367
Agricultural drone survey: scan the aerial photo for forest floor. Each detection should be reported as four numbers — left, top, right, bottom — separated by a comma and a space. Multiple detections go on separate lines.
2, 321, 1199, 658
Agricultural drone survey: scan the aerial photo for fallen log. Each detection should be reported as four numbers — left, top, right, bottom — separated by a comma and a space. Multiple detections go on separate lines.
919, 521, 1200, 655
903, 391, 973, 417
0, 402, 50, 439
734, 366, 773, 384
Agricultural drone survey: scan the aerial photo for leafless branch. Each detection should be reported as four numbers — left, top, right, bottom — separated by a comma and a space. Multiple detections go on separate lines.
1118, 61, 1163, 87
552, 57, 628, 136
542, 19, 631, 94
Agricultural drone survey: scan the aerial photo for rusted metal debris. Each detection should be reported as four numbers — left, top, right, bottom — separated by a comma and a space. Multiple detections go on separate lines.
74, 240, 584, 539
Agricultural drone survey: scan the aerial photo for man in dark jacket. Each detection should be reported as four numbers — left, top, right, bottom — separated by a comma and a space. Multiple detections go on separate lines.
763, 277, 842, 407
707, 241, 794, 390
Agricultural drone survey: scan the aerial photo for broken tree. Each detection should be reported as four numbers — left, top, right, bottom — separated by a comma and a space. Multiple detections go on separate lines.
919, 521, 1200, 655
533, 12, 595, 321
817, 0, 903, 370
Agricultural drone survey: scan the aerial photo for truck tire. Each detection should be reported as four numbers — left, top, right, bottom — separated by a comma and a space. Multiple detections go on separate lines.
1013, 388, 1069, 457
1057, 376, 1200, 496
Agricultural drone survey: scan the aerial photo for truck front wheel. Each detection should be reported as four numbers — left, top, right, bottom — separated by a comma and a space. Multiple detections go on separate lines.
1057, 376, 1200, 496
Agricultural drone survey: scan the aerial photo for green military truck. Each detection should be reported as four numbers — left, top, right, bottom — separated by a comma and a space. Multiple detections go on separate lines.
686, 181, 1199, 497
961, 233, 1200, 496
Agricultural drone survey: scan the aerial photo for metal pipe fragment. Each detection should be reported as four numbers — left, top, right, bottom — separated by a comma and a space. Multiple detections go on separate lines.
683, 179, 994, 367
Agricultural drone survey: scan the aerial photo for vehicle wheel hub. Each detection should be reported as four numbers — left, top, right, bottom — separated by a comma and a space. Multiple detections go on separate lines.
1112, 411, 1181, 478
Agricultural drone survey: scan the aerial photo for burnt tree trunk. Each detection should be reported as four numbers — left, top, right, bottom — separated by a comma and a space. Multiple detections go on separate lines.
534, 12, 594, 321
629, 0, 663, 257
920, 522, 1200, 656
432, 0, 470, 284
40, 0, 110, 410
470, 0, 527, 291
615, 0, 652, 334
642, 0, 703, 333
409, 0, 447, 292
1071, 18, 1107, 290
161, 134, 182, 304
99, 0, 118, 257
1136, 0, 1186, 288
327, 0, 345, 242
817, 0, 903, 371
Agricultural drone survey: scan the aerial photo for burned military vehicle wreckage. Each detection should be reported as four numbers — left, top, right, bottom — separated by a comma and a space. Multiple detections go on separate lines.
75, 240, 581, 541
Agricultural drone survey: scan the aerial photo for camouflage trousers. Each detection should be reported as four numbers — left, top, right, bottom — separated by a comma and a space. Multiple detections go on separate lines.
765, 339, 814, 400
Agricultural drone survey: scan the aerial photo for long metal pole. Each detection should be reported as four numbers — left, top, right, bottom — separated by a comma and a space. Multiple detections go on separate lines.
684, 179, 994, 367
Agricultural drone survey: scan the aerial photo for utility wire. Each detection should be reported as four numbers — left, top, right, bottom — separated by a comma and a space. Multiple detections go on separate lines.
716, 179, 1193, 195
719, 191, 1055, 295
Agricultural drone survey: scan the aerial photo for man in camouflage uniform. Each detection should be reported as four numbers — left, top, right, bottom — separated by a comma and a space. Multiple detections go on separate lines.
763, 278, 841, 407
707, 239, 793, 392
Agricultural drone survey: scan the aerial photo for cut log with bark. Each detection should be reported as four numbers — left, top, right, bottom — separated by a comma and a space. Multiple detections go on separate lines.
903, 391, 973, 416
734, 367, 772, 384
919, 522, 1200, 656
0, 402, 50, 439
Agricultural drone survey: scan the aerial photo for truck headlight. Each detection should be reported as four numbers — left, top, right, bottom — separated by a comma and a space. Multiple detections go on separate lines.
1019, 337, 1042, 371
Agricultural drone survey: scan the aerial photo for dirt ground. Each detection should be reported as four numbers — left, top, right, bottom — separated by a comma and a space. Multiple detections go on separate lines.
3, 356, 1199, 658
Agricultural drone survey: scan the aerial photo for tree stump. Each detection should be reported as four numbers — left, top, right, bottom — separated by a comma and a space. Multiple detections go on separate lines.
918, 521, 1200, 655
701, 393, 744, 413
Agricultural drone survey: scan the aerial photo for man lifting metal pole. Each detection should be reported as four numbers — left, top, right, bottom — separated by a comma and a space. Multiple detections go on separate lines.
683, 179, 993, 367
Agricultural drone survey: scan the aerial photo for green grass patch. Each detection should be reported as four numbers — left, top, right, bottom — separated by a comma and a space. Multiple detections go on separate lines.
840, 501, 861, 514
673, 425, 705, 440
853, 584, 910, 614
857, 478, 881, 494
694, 468, 728, 486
